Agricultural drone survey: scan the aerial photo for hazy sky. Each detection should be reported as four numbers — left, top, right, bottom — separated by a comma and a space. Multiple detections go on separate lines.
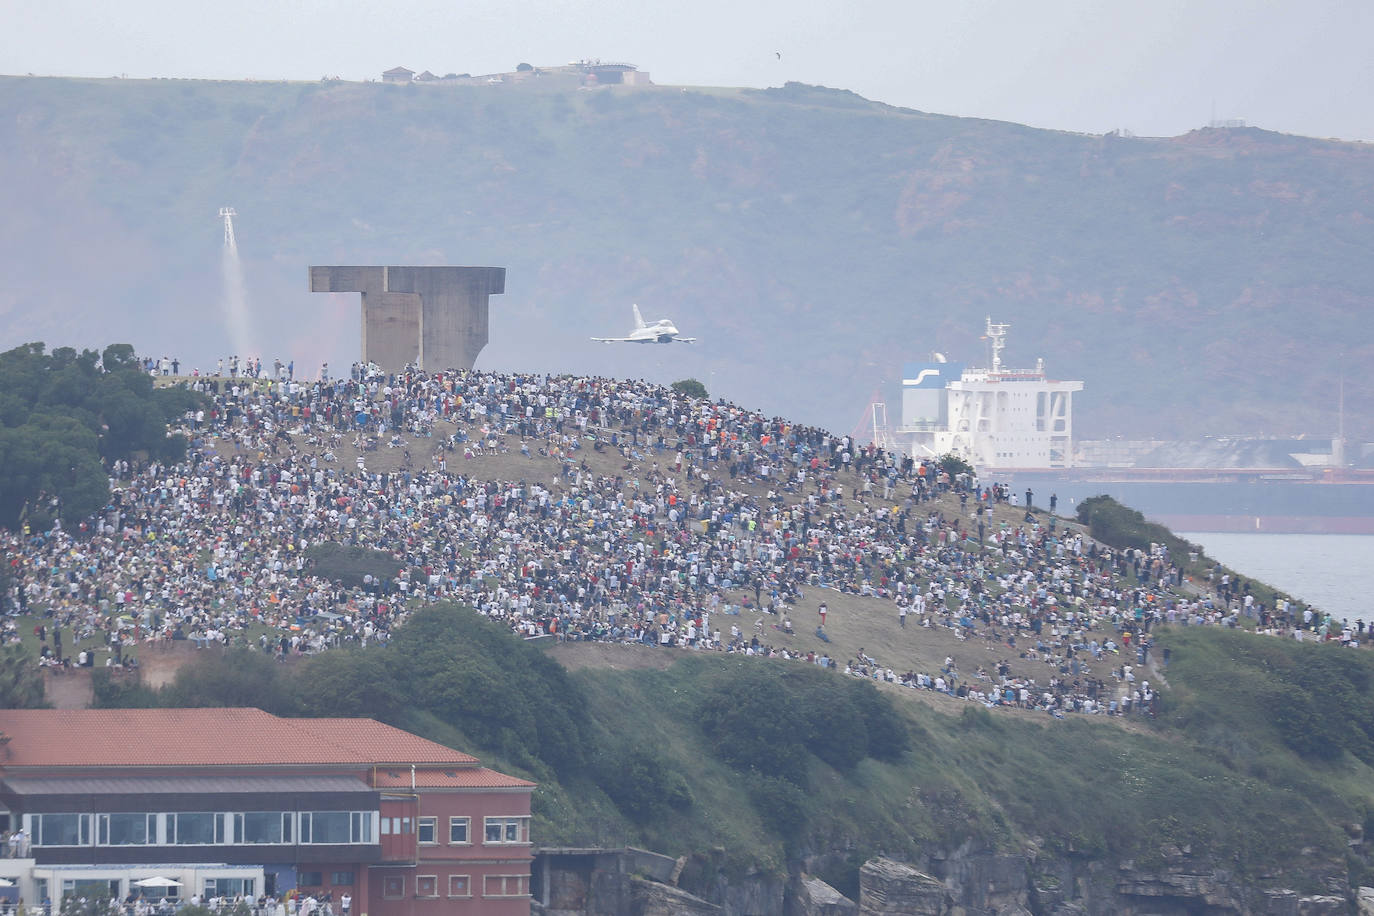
5, 0, 1373, 140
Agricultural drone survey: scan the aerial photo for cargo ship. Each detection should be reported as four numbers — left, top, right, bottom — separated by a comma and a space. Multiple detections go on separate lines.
883, 318, 1374, 534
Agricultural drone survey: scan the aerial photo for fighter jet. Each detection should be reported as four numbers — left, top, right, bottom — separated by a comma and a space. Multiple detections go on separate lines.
591, 304, 696, 343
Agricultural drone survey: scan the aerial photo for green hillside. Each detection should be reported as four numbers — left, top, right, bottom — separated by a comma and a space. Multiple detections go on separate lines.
2, 76, 1372, 439
90, 606, 1374, 908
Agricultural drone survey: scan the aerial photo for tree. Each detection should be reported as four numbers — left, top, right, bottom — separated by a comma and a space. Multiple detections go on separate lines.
937, 453, 974, 478
700, 663, 810, 785
0, 644, 45, 708
383, 605, 592, 772
162, 648, 290, 711
671, 378, 708, 400
288, 650, 406, 721
516, 62, 534, 72
0, 416, 108, 528
0, 341, 199, 528
595, 745, 693, 822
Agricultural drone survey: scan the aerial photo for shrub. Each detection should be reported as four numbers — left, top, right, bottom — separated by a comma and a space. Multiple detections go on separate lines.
700, 664, 810, 785
937, 453, 974, 477
847, 679, 911, 761
699, 663, 911, 785
384, 605, 592, 773
671, 378, 708, 399
1075, 494, 1194, 558
750, 773, 809, 839
595, 745, 694, 822
304, 542, 402, 587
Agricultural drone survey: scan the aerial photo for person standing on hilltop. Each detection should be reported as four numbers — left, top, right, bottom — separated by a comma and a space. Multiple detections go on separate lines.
818, 601, 828, 628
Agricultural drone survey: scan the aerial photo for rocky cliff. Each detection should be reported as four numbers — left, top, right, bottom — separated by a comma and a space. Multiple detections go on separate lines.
536, 844, 1367, 915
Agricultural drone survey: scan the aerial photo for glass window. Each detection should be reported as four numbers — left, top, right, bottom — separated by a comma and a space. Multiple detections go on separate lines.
240, 812, 285, 844
482, 875, 529, 898
174, 812, 215, 845
448, 817, 470, 844
416, 876, 437, 898
35, 813, 90, 847
97, 813, 153, 845
448, 875, 471, 898
330, 872, 354, 887
302, 812, 369, 844
417, 818, 437, 844
482, 817, 528, 845
381, 876, 404, 900
298, 872, 323, 888
306, 812, 348, 844
204, 878, 254, 899
62, 879, 120, 900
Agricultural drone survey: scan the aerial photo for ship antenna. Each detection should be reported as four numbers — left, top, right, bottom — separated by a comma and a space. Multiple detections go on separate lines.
1336, 361, 1347, 468
985, 316, 1010, 373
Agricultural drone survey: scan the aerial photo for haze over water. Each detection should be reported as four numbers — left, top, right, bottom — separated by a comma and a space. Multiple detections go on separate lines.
1180, 533, 1372, 622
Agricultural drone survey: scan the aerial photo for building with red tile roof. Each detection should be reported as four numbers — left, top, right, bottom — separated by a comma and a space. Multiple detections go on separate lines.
0, 709, 533, 915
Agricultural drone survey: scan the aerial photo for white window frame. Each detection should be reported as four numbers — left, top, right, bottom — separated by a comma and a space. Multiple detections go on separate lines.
300, 811, 373, 845
481, 874, 530, 898
381, 876, 405, 900
96, 812, 157, 846
482, 816, 530, 846
32, 813, 92, 848
447, 875, 472, 898
171, 811, 218, 846
416, 817, 437, 845
448, 816, 470, 845
415, 875, 439, 899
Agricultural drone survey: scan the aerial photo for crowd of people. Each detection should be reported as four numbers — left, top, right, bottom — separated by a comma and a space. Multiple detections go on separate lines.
12, 888, 348, 916
2, 362, 1355, 720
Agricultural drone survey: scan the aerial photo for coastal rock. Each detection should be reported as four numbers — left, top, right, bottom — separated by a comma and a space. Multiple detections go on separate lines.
858, 857, 950, 915
585, 871, 721, 915
1115, 867, 1243, 911
788, 875, 858, 916
940, 846, 1031, 914
629, 877, 723, 915
1358, 886, 1374, 915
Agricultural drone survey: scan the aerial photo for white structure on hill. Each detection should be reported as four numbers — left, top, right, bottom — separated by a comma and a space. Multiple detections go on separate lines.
895, 318, 1083, 470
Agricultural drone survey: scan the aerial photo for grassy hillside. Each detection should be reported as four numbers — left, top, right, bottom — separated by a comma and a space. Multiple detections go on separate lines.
2, 76, 1373, 439
90, 604, 1374, 897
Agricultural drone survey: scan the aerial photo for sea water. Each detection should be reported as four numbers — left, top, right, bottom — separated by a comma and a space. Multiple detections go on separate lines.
1179, 532, 1373, 621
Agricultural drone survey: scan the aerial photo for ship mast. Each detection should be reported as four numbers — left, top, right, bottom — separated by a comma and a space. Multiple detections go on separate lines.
985, 316, 1010, 372
1334, 364, 1347, 468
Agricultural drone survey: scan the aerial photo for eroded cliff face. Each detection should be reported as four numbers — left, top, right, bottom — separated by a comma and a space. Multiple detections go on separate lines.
858, 844, 1352, 916
536, 843, 1360, 915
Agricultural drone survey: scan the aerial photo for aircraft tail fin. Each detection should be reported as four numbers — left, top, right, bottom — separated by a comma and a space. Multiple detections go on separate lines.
632, 303, 646, 330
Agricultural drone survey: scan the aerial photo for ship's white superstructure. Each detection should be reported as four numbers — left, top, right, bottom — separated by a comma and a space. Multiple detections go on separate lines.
895, 318, 1083, 470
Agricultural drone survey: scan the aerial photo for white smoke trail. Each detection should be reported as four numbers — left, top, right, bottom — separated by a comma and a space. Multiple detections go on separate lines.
220, 212, 255, 359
